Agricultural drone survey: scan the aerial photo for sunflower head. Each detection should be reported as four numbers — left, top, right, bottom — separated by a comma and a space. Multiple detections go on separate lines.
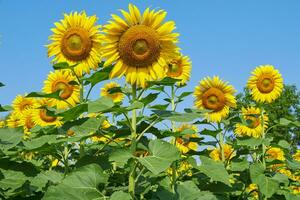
174, 124, 198, 154
266, 147, 285, 161
235, 107, 268, 138
246, 184, 259, 199
12, 95, 36, 116
100, 82, 124, 103
101, 4, 179, 88
166, 54, 191, 85
43, 70, 80, 109
209, 144, 235, 161
293, 150, 300, 162
47, 11, 102, 77
0, 120, 5, 128
247, 65, 283, 103
19, 110, 36, 137
194, 76, 237, 122
6, 112, 22, 128
32, 99, 62, 127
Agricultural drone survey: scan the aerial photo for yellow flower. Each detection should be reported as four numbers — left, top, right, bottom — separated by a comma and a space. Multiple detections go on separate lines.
47, 11, 102, 77
167, 161, 193, 178
166, 54, 191, 85
12, 95, 36, 116
247, 65, 283, 103
86, 113, 112, 142
290, 186, 300, 195
19, 110, 35, 137
32, 99, 62, 127
100, 82, 124, 103
51, 159, 60, 167
43, 70, 80, 109
101, 4, 179, 88
0, 120, 5, 128
209, 144, 235, 161
174, 124, 198, 154
278, 168, 292, 177
6, 112, 22, 128
246, 184, 259, 199
194, 76, 236, 122
266, 147, 285, 161
235, 107, 268, 138
293, 150, 300, 162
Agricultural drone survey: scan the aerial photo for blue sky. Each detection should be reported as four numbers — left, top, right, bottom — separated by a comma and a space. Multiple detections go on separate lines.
1, 0, 300, 109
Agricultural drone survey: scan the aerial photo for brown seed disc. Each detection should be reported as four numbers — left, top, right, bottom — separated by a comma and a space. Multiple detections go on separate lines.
256, 74, 275, 93
202, 87, 226, 111
52, 81, 73, 99
61, 28, 92, 61
39, 110, 57, 123
118, 25, 160, 67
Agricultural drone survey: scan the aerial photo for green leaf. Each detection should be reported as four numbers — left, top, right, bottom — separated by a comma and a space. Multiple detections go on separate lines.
127, 101, 144, 110
0, 82, 4, 87
237, 137, 263, 147
23, 135, 58, 150
26, 91, 63, 100
109, 149, 132, 167
279, 118, 292, 126
43, 164, 108, 200
272, 173, 289, 186
149, 104, 169, 110
198, 156, 230, 185
110, 191, 131, 200
250, 163, 278, 198
201, 129, 221, 137
0, 169, 28, 191
138, 139, 180, 175
83, 66, 111, 86
53, 62, 77, 70
88, 97, 114, 113
231, 159, 249, 171
152, 110, 203, 122
58, 103, 88, 121
175, 181, 218, 200
0, 104, 12, 112
286, 159, 300, 170
30, 171, 63, 192
0, 128, 23, 150
140, 93, 159, 107
278, 140, 290, 149
70, 118, 102, 136
148, 77, 180, 86
177, 91, 193, 99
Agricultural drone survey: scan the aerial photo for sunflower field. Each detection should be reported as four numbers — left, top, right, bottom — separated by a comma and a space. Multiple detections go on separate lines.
1, 4, 300, 200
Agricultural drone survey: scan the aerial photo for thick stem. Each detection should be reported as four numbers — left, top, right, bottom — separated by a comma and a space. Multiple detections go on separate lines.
129, 84, 137, 198
261, 108, 266, 169
170, 85, 177, 191
218, 123, 225, 162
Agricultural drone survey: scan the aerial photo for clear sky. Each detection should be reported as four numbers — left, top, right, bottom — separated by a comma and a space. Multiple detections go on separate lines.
1, 0, 300, 109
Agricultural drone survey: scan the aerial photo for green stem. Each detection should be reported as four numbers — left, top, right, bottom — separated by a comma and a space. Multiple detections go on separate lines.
261, 108, 266, 169
170, 85, 177, 191
129, 84, 137, 198
218, 123, 225, 163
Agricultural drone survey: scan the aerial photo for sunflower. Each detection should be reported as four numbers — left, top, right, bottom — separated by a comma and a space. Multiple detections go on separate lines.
100, 82, 124, 103
174, 124, 199, 154
32, 99, 62, 127
167, 161, 193, 178
266, 147, 285, 161
101, 4, 179, 88
19, 110, 36, 137
235, 107, 268, 138
293, 150, 300, 162
209, 144, 235, 161
247, 65, 283, 103
12, 95, 36, 116
47, 11, 102, 77
0, 120, 5, 128
290, 186, 300, 195
166, 54, 191, 85
6, 112, 22, 128
43, 70, 80, 109
194, 76, 237, 122
246, 184, 259, 199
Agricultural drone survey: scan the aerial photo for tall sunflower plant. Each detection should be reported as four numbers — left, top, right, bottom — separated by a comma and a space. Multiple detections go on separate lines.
0, 4, 299, 200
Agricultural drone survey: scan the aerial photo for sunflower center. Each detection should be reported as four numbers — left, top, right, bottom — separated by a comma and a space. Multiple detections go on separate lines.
25, 118, 35, 129
167, 61, 183, 77
202, 88, 226, 111
61, 28, 92, 61
20, 102, 31, 111
257, 74, 275, 93
53, 81, 73, 99
39, 110, 57, 123
119, 25, 160, 67
246, 116, 260, 128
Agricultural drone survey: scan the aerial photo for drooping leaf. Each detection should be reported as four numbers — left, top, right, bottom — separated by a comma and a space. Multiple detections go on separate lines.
198, 156, 230, 185
88, 97, 114, 113
43, 164, 108, 200
26, 91, 63, 100
231, 159, 249, 171
148, 77, 180, 86
58, 103, 88, 121
0, 104, 12, 112
109, 149, 133, 167
53, 62, 78, 70
177, 91, 193, 99
83, 66, 111, 86
0, 169, 28, 191
236, 137, 263, 147
140, 93, 159, 107
30, 171, 63, 192
70, 118, 103, 136
138, 139, 180, 174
